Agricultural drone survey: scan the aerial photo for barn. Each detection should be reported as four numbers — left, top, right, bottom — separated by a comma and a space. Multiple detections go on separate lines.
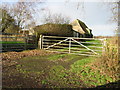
70, 19, 93, 38
33, 19, 93, 38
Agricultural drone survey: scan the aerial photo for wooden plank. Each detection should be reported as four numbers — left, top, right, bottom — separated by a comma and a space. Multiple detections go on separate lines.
43, 36, 68, 39
43, 39, 64, 42
43, 39, 102, 45
71, 38, 98, 55
44, 45, 68, 49
43, 40, 102, 47
70, 48, 90, 51
46, 38, 69, 49
43, 42, 89, 47
43, 35, 104, 40
71, 48, 102, 52
80, 42, 102, 44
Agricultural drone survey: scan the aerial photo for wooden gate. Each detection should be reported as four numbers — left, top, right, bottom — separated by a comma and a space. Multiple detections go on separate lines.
39, 35, 106, 56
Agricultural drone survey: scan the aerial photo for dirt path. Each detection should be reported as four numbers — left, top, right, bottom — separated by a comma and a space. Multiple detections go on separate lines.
2, 50, 118, 88
2, 50, 58, 88
2, 50, 88, 88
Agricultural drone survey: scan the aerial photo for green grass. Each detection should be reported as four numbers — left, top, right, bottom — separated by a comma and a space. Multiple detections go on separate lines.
47, 54, 67, 61
85, 39, 101, 43
14, 52, 115, 88
70, 57, 95, 75
16, 54, 87, 88
70, 57, 114, 87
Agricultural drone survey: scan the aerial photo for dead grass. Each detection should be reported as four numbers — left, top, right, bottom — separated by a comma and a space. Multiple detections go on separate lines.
94, 36, 115, 39
92, 37, 119, 81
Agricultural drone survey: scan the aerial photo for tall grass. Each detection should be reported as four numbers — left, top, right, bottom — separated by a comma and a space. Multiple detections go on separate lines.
95, 37, 119, 81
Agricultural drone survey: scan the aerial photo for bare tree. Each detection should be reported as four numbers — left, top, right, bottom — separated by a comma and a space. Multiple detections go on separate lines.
10, 1, 37, 29
42, 11, 71, 24
0, 8, 16, 32
2, 0, 44, 29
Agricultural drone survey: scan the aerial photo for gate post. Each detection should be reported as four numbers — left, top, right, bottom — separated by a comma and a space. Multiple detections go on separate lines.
39, 35, 43, 49
102, 38, 107, 53
69, 38, 71, 53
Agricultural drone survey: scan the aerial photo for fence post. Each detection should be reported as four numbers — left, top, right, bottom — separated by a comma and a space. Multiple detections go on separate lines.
102, 38, 107, 53
41, 35, 44, 49
69, 38, 71, 53
39, 35, 43, 49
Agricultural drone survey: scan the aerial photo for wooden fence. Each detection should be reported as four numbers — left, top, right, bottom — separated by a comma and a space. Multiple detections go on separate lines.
1, 34, 37, 52
39, 35, 106, 56
1, 34, 106, 56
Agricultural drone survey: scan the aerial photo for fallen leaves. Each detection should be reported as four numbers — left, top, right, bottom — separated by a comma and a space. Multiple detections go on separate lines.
1, 49, 57, 68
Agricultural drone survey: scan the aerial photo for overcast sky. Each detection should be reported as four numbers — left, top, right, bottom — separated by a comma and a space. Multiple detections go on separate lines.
42, 1, 117, 36
0, 0, 118, 36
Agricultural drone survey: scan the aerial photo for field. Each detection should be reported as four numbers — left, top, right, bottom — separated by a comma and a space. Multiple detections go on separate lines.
2, 49, 119, 88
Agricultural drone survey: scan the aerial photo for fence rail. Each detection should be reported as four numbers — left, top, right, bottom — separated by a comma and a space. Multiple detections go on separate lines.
39, 35, 106, 56
1, 34, 106, 56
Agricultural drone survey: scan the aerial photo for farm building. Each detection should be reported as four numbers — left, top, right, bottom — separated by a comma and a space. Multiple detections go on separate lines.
70, 19, 93, 38
19, 28, 34, 35
33, 19, 93, 38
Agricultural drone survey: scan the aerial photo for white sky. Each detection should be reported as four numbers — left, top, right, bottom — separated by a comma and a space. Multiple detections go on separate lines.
0, 0, 118, 36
